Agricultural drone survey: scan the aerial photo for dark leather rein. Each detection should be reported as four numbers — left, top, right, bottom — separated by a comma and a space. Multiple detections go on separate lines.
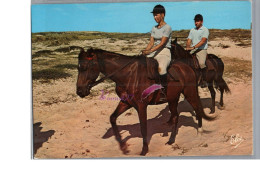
88, 51, 142, 89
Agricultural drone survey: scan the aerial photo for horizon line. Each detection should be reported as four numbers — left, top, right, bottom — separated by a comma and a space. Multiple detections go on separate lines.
31, 27, 252, 34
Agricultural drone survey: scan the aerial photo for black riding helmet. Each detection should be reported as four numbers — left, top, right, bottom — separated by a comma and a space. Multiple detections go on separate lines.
194, 14, 203, 21
151, 4, 166, 15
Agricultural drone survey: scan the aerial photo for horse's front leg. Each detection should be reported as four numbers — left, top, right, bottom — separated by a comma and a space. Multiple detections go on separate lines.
137, 104, 148, 156
110, 101, 132, 154
166, 95, 180, 145
219, 88, 224, 107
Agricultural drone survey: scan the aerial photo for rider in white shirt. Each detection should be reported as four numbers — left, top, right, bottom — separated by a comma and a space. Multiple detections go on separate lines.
186, 14, 209, 88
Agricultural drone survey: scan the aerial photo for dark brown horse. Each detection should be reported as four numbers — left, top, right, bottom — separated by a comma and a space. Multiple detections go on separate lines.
171, 38, 231, 113
76, 47, 215, 156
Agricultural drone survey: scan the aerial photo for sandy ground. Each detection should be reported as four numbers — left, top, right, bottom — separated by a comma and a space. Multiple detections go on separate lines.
33, 39, 252, 158
208, 38, 252, 61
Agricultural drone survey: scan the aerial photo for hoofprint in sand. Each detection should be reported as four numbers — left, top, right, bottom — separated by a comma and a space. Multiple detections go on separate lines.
32, 34, 252, 158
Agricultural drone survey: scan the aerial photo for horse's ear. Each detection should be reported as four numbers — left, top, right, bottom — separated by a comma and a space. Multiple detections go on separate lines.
89, 47, 94, 52
80, 47, 85, 53
88, 47, 95, 55
86, 47, 95, 57
173, 37, 177, 44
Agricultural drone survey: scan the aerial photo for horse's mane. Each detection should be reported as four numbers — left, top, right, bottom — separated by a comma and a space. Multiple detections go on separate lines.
175, 42, 192, 59
93, 48, 146, 65
171, 39, 196, 70
94, 48, 140, 58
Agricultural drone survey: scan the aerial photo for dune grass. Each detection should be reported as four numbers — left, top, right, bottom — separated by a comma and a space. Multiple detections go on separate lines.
171, 29, 251, 46
32, 68, 72, 82
222, 57, 252, 80
32, 29, 251, 45
54, 64, 78, 70
32, 29, 251, 83
32, 31, 150, 46
32, 50, 54, 58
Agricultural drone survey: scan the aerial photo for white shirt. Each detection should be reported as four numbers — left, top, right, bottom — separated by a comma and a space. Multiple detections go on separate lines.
187, 26, 209, 49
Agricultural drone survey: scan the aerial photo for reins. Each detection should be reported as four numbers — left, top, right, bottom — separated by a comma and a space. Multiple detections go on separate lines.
88, 34, 182, 88
89, 51, 142, 88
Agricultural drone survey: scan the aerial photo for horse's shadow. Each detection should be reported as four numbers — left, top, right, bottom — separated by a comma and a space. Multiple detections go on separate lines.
33, 122, 55, 155
102, 98, 213, 144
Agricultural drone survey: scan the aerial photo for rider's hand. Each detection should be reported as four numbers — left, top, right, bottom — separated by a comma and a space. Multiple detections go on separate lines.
186, 47, 194, 51
142, 50, 151, 55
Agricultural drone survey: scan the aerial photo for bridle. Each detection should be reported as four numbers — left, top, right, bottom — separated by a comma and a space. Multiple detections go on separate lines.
79, 51, 142, 89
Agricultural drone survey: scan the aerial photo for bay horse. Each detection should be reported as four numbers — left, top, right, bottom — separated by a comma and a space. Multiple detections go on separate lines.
76, 47, 215, 156
171, 38, 231, 113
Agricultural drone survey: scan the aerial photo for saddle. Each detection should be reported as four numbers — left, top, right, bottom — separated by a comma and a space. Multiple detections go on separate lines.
145, 57, 180, 82
191, 53, 216, 71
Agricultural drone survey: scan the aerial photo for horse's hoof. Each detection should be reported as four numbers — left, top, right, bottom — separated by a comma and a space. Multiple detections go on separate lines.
198, 127, 204, 133
165, 140, 175, 145
219, 105, 225, 110
209, 110, 215, 114
161, 132, 168, 137
140, 147, 148, 156
122, 149, 130, 154
120, 142, 129, 154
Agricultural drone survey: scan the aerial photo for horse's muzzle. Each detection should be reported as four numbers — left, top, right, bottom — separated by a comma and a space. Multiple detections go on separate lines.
76, 86, 90, 98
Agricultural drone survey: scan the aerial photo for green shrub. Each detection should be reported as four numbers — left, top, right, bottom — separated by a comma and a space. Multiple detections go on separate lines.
32, 50, 53, 58
32, 68, 72, 81
54, 64, 78, 70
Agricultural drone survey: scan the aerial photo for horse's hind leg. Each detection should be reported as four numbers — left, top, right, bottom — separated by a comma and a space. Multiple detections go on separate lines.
218, 79, 225, 107
217, 77, 228, 108
166, 94, 180, 145
183, 86, 203, 133
110, 101, 132, 154
219, 88, 224, 107
137, 104, 148, 156
208, 80, 216, 114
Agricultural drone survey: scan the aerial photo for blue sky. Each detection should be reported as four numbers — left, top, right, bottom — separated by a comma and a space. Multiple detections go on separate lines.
31, 1, 251, 33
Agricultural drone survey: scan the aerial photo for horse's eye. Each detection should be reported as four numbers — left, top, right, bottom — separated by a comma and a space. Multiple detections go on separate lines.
78, 63, 86, 71
77, 64, 81, 70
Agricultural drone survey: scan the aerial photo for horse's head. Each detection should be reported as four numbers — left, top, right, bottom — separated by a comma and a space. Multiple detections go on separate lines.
76, 48, 100, 98
171, 37, 178, 58
171, 37, 191, 60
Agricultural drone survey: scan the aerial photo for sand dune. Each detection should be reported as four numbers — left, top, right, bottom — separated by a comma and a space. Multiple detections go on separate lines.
32, 31, 252, 158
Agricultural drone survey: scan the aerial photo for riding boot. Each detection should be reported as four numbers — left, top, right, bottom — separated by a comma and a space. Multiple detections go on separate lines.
159, 74, 168, 102
199, 67, 208, 88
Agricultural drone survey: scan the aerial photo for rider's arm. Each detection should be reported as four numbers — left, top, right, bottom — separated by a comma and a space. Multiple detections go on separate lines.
150, 36, 168, 53
193, 37, 207, 49
193, 29, 209, 49
144, 36, 155, 51
186, 29, 193, 50
186, 38, 192, 49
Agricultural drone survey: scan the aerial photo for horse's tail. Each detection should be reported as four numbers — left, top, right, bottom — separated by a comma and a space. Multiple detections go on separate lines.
218, 77, 231, 93
210, 55, 231, 94
198, 95, 216, 121
201, 109, 216, 121
178, 62, 216, 121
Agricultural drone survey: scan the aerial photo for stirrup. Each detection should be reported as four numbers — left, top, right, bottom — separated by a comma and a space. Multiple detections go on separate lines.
158, 88, 167, 102
199, 80, 208, 88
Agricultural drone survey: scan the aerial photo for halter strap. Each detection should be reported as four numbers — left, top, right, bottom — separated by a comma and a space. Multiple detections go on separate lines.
89, 52, 142, 88
86, 57, 93, 60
